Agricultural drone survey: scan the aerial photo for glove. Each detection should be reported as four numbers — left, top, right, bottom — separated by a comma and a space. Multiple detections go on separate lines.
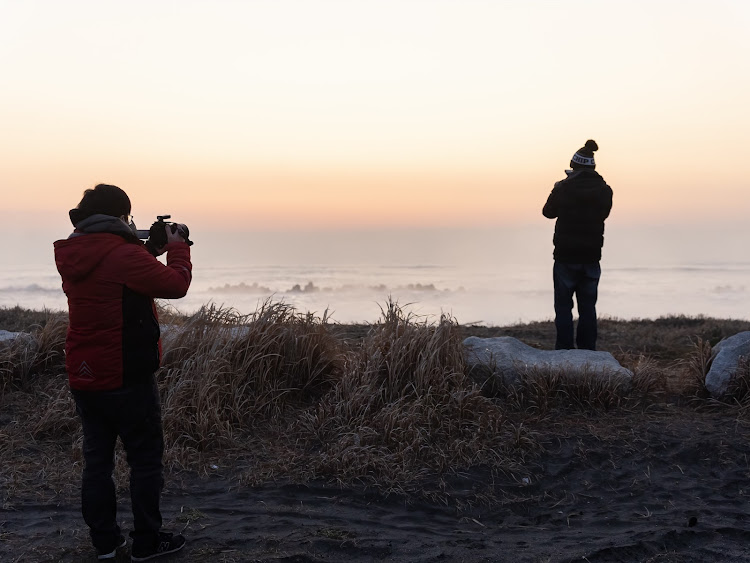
168, 223, 192, 246
145, 221, 193, 256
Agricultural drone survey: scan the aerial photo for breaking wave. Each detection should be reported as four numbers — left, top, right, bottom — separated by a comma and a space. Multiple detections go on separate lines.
0, 283, 61, 294
207, 281, 461, 294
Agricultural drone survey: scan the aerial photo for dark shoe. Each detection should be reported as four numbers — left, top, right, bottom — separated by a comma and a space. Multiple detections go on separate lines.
131, 532, 186, 561
98, 535, 127, 560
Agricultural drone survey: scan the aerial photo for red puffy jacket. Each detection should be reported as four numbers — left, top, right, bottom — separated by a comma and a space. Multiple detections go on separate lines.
54, 232, 192, 391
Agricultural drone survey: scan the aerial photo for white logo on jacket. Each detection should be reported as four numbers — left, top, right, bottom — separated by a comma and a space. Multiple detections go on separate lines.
77, 361, 95, 381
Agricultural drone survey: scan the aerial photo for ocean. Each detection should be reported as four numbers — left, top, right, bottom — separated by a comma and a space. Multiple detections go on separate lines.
3, 224, 749, 325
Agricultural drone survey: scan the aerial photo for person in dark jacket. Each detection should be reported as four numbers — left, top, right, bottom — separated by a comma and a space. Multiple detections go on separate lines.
54, 184, 191, 561
542, 140, 613, 350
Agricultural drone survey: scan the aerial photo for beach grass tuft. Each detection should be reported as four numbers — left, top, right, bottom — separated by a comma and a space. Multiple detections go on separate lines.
278, 299, 518, 498
158, 300, 343, 455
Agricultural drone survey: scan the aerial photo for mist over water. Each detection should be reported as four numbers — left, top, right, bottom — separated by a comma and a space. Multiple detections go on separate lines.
3, 223, 750, 325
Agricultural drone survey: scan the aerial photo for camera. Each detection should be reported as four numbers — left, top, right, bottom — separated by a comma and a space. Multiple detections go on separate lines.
136, 215, 193, 256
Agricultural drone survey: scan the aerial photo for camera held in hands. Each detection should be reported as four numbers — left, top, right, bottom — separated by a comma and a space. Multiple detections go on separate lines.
136, 215, 193, 256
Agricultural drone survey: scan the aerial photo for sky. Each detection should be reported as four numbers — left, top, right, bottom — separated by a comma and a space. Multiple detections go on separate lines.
2, 0, 750, 237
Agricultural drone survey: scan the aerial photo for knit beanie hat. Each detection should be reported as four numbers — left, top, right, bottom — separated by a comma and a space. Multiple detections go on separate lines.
69, 184, 131, 226
570, 139, 598, 169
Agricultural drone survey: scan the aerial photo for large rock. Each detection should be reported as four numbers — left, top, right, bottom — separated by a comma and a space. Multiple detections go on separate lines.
464, 336, 632, 394
705, 331, 750, 398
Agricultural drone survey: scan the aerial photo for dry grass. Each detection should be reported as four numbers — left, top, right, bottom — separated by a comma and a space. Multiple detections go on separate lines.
0, 305, 60, 332
271, 301, 521, 499
2, 303, 750, 506
0, 309, 66, 397
158, 301, 342, 456
724, 358, 750, 419
493, 365, 633, 416
681, 337, 714, 398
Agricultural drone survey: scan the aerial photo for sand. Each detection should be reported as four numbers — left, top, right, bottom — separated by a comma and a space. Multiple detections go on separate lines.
4, 407, 750, 562
4, 314, 750, 562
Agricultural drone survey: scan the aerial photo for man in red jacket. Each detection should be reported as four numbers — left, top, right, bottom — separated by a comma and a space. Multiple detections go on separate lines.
54, 184, 192, 561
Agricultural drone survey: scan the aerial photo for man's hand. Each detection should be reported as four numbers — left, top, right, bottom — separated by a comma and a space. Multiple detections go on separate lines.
148, 223, 188, 256
166, 224, 187, 245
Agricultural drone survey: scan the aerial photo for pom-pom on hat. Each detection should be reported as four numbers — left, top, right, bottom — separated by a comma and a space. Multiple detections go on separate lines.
69, 184, 131, 226
570, 139, 598, 169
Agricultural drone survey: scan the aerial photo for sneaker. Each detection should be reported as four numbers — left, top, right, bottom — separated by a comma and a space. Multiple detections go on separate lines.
131, 532, 186, 561
98, 535, 127, 560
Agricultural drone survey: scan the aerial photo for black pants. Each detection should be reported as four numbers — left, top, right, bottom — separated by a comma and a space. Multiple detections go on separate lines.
553, 261, 601, 350
72, 377, 164, 552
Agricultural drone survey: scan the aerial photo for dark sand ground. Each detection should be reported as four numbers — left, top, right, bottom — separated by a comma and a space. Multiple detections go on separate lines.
4, 407, 750, 562
5, 316, 750, 562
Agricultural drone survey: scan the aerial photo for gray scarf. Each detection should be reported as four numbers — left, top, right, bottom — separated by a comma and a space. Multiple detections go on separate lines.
70, 214, 140, 242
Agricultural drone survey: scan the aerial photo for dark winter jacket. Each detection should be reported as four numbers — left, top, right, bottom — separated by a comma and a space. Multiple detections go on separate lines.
542, 169, 613, 263
54, 215, 192, 391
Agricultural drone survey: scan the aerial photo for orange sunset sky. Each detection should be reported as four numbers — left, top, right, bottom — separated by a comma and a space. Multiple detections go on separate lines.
2, 0, 749, 235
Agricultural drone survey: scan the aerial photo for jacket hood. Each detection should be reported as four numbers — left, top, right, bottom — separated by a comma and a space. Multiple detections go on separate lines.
561, 169, 607, 196
564, 168, 603, 182
54, 234, 128, 282
54, 215, 141, 282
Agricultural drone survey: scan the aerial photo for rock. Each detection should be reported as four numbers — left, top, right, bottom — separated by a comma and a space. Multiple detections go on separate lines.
705, 331, 750, 398
0, 330, 22, 343
0, 330, 36, 351
464, 336, 632, 394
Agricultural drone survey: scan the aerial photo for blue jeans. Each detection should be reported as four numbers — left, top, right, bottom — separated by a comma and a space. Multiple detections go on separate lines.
72, 377, 164, 553
553, 262, 601, 350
